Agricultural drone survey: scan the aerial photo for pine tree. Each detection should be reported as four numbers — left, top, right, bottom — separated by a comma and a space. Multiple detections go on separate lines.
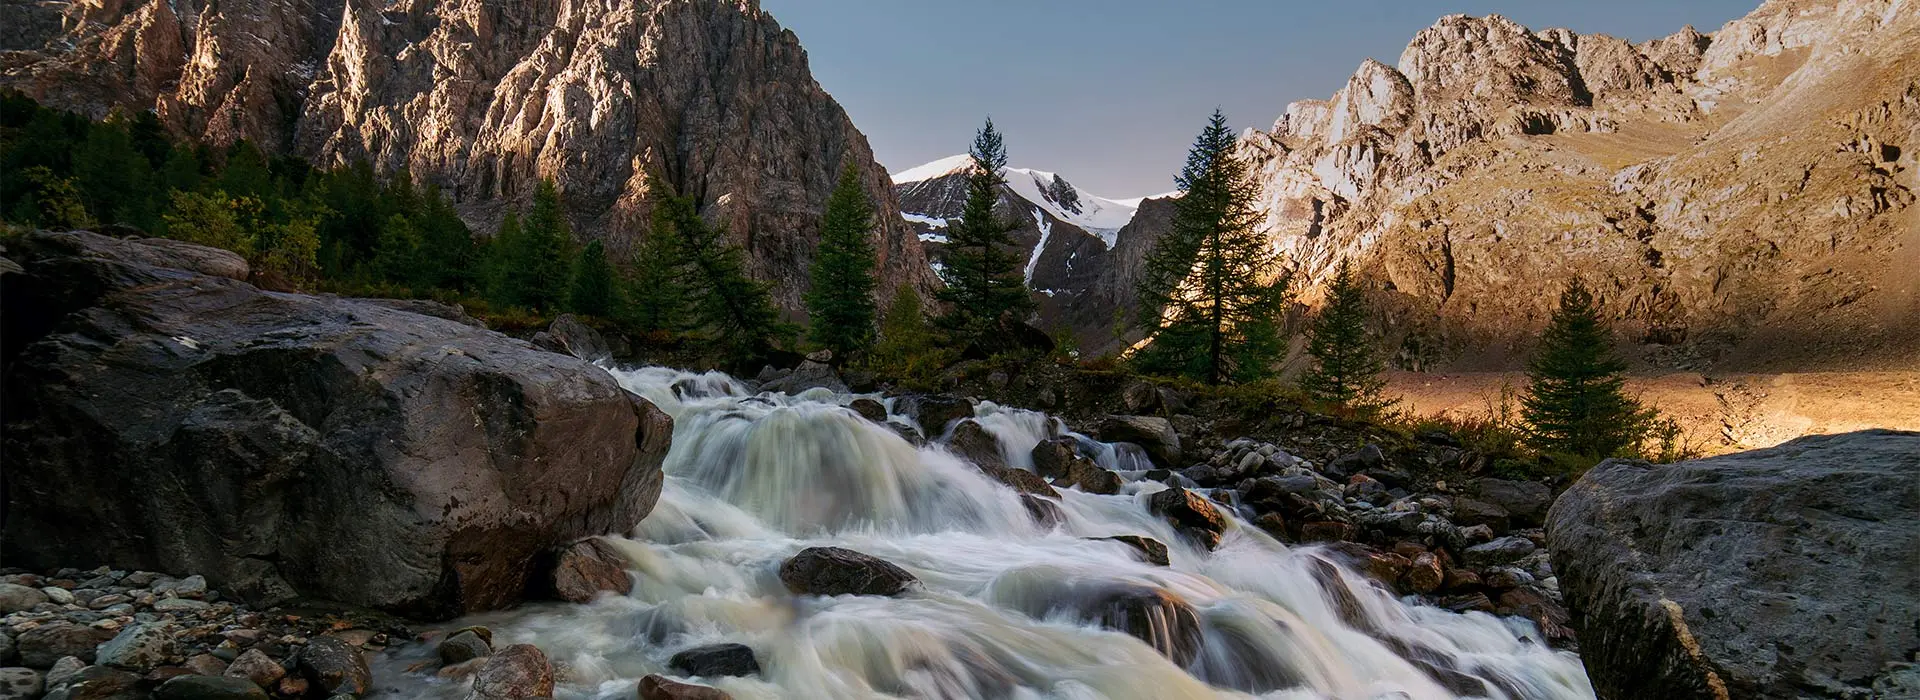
649, 177, 787, 357
569, 239, 617, 317
806, 164, 879, 357
936, 118, 1031, 340
1134, 110, 1286, 385
1522, 280, 1651, 457
1300, 261, 1392, 410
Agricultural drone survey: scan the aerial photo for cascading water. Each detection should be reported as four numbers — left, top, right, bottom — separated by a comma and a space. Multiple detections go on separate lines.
388, 366, 1595, 699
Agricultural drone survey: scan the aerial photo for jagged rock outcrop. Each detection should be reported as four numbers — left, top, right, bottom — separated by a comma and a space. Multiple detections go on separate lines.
1547, 430, 1920, 699
0, 0, 935, 313
0, 230, 673, 619
1236, 0, 1919, 371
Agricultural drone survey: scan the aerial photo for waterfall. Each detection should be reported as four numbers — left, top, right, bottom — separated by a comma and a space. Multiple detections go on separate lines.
386, 366, 1595, 700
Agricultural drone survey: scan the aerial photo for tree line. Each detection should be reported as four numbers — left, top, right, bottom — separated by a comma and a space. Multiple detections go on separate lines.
1124, 107, 1669, 463
1, 90, 1667, 462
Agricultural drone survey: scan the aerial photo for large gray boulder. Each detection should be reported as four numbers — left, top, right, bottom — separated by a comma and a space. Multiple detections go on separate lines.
1547, 430, 1920, 700
1, 231, 673, 619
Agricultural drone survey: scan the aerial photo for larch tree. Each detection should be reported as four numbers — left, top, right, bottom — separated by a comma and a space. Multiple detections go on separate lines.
1134, 109, 1287, 385
648, 176, 788, 358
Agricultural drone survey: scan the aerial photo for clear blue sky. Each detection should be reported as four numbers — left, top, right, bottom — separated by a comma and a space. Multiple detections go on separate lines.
759, 0, 1759, 197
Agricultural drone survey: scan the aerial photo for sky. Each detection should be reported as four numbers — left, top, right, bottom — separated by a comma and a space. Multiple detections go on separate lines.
759, 0, 1759, 198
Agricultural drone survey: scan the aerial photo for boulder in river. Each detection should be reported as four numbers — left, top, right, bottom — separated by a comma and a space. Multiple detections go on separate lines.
0, 231, 673, 619
1148, 488, 1228, 550
295, 636, 370, 697
550, 538, 633, 603
779, 547, 918, 597
894, 394, 974, 436
1090, 535, 1170, 566
945, 420, 1006, 469
1548, 430, 1920, 699
1095, 416, 1181, 468
466, 644, 554, 700
640, 674, 732, 700
668, 643, 760, 677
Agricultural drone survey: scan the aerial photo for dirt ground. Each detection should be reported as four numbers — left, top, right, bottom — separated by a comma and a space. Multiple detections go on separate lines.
1388, 370, 1920, 456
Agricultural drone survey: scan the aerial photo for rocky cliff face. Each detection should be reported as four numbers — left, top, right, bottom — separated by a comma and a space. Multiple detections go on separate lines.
0, 0, 935, 312
1239, 0, 1918, 371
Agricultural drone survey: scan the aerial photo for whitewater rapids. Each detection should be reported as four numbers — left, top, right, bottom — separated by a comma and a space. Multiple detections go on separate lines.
387, 366, 1595, 699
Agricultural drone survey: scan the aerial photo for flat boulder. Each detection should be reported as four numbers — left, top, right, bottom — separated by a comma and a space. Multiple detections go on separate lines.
1095, 416, 1181, 468
1547, 430, 1920, 700
668, 643, 759, 677
640, 674, 731, 700
1468, 478, 1552, 528
1, 231, 672, 619
896, 395, 974, 435
779, 547, 917, 597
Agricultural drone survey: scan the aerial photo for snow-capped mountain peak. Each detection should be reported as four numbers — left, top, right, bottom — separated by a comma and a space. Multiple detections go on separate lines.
889, 156, 1155, 247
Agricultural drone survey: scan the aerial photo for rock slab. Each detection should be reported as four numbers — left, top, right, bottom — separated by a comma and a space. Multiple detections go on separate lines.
1547, 430, 1920, 700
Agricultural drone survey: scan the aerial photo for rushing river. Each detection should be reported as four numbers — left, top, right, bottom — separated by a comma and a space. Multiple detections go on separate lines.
390, 366, 1595, 699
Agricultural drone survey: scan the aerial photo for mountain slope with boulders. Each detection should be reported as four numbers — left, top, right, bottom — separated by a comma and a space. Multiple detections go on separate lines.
960, 0, 1916, 369
0, 0, 936, 312
1239, 0, 1919, 372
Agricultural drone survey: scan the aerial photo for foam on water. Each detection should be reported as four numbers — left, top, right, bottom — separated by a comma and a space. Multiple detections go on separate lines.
384, 366, 1594, 700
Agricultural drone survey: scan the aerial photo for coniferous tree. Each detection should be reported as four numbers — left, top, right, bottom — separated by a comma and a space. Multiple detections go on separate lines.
372, 213, 424, 287
416, 185, 477, 292
1300, 261, 1392, 409
806, 164, 879, 357
649, 177, 787, 357
74, 115, 155, 228
1522, 280, 1651, 457
621, 229, 688, 334
569, 240, 617, 317
868, 287, 951, 389
936, 118, 1031, 340
486, 209, 526, 306
1134, 110, 1286, 385
489, 180, 573, 310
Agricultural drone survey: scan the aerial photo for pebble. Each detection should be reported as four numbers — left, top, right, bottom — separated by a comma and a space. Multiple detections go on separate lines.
40, 588, 75, 606
45, 656, 86, 688
0, 667, 42, 698
153, 598, 211, 613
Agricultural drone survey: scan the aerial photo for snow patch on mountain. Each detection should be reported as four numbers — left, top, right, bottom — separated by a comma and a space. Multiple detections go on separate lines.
890, 155, 975, 185
891, 155, 1154, 248
1024, 207, 1053, 286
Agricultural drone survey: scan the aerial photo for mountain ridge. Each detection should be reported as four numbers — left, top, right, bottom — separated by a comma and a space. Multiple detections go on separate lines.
0, 0, 937, 313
